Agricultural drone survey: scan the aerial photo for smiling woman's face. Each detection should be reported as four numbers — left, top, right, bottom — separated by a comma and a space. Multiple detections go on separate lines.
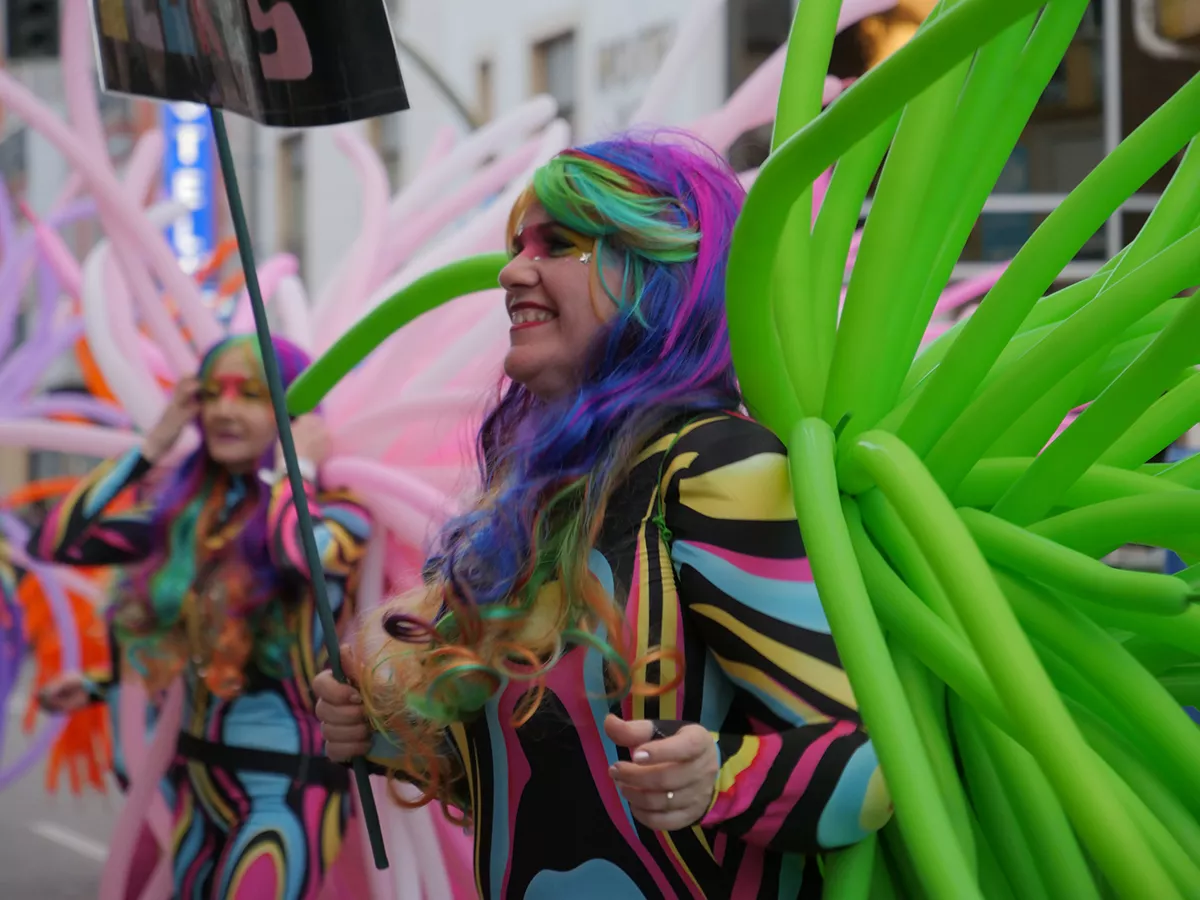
199, 347, 278, 473
498, 203, 623, 400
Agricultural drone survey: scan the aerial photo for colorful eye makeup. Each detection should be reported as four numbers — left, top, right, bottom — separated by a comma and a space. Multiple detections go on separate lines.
200, 374, 270, 404
507, 221, 595, 262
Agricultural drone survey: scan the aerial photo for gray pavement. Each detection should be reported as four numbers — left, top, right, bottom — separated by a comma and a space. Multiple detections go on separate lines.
1, 674, 117, 900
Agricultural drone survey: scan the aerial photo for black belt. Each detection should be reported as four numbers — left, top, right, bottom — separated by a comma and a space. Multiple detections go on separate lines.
177, 733, 350, 791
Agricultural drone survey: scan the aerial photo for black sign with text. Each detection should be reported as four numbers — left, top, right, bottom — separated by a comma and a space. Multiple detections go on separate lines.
89, 0, 409, 127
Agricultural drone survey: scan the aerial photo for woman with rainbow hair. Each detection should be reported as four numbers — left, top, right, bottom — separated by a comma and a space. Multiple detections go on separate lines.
32, 334, 371, 900
316, 132, 893, 898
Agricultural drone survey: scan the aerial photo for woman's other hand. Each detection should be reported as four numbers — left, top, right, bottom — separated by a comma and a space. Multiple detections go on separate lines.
142, 377, 200, 464
38, 672, 93, 714
278, 415, 336, 480
291, 414, 332, 465
605, 715, 719, 832
315, 644, 372, 761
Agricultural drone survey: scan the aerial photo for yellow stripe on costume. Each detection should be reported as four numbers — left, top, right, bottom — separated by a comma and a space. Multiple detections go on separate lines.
862, 767, 894, 831
172, 786, 196, 849
293, 596, 317, 711
676, 453, 796, 522
629, 430, 705, 719
632, 520, 653, 722
714, 733, 760, 793
709, 651, 831, 725
321, 790, 345, 867
187, 758, 237, 827
652, 516, 680, 720
660, 450, 699, 491
52, 473, 98, 550
691, 604, 857, 710
445, 722, 484, 897
630, 519, 683, 719
632, 415, 727, 466
227, 840, 287, 900
660, 830, 706, 888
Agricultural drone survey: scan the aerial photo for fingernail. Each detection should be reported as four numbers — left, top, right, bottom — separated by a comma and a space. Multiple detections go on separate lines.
633, 750, 650, 763
608, 765, 619, 779
350, 692, 363, 704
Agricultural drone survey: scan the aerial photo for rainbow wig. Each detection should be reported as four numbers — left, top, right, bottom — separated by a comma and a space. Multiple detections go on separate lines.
116, 334, 312, 698
364, 131, 745, 807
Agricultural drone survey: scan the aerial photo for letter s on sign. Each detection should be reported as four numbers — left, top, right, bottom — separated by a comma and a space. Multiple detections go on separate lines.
247, 0, 313, 80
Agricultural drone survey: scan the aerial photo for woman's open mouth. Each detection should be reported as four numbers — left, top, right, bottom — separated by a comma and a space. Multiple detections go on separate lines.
509, 302, 557, 331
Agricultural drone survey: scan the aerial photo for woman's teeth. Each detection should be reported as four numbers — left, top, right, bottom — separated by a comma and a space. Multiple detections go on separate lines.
511, 309, 555, 325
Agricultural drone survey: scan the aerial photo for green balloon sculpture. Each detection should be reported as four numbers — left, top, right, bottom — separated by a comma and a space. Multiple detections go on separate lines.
288, 2, 1200, 897
287, 253, 508, 415
728, 0, 1200, 897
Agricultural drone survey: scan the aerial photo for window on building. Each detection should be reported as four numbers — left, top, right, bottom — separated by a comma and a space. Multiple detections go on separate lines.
477, 59, 495, 124
812, 2, 1191, 283
1149, 0, 1200, 46
726, 0, 792, 170
532, 31, 577, 132
25, 386, 105, 523
100, 93, 137, 163
726, 1, 1192, 572
29, 448, 103, 481
278, 134, 306, 265
952, 0, 1196, 276
26, 443, 104, 527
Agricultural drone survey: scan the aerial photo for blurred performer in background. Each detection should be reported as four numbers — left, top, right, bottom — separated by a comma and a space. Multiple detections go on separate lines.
34, 335, 371, 900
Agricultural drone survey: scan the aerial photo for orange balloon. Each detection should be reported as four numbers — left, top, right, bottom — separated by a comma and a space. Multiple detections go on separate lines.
219, 270, 247, 297
75, 337, 117, 404
194, 237, 238, 285
17, 574, 115, 796
1, 476, 81, 509
1, 476, 136, 519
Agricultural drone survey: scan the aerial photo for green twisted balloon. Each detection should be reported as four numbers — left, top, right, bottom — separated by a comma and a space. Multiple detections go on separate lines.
726, 1, 1200, 896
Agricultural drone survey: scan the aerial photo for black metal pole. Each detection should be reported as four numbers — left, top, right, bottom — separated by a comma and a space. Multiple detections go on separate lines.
209, 109, 389, 870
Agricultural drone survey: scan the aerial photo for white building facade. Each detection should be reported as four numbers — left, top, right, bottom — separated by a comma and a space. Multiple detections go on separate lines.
248, 0, 731, 298
395, 0, 725, 149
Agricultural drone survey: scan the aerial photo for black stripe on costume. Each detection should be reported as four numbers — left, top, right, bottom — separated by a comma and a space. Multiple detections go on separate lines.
665, 414, 786, 475
678, 614, 711, 725
776, 729, 870, 854
464, 724, 494, 895
639, 519, 670, 720
633, 818, 711, 899
757, 850, 783, 899
799, 854, 825, 899
684, 609, 859, 723
711, 730, 800, 844
504, 691, 663, 899
718, 828, 747, 878
643, 820, 724, 897
675, 567, 844, 671
669, 507, 805, 561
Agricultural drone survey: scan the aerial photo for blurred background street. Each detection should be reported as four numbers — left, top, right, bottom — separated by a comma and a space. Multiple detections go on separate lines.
2, 670, 114, 900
